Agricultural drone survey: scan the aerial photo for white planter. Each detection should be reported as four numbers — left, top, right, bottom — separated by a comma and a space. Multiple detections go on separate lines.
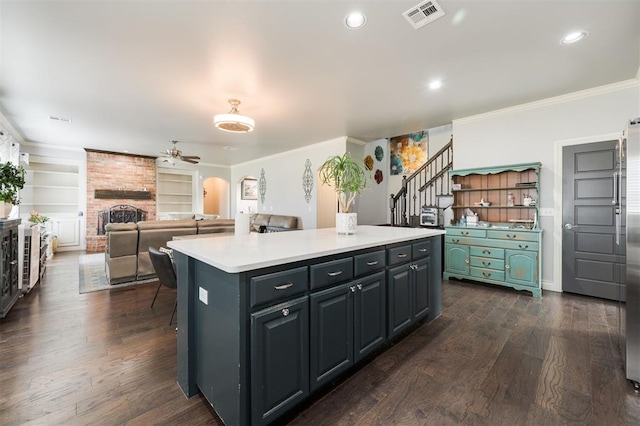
0, 202, 13, 219
336, 213, 357, 235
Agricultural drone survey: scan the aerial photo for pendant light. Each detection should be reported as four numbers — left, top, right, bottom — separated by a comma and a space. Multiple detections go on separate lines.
213, 99, 255, 133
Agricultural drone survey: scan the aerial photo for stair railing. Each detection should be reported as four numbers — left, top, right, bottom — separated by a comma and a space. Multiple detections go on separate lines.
390, 138, 453, 227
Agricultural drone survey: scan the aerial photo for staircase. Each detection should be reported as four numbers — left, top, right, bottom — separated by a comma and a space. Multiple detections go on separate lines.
389, 138, 453, 227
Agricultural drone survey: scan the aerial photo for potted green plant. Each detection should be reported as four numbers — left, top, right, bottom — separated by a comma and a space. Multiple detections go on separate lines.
318, 152, 368, 234
0, 161, 26, 219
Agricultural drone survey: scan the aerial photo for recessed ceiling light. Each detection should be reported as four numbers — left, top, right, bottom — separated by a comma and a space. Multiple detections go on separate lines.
345, 12, 366, 29
223, 146, 239, 151
429, 80, 443, 90
561, 31, 588, 45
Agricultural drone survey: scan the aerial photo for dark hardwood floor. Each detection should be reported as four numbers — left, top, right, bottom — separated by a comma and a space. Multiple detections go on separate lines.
2, 251, 640, 425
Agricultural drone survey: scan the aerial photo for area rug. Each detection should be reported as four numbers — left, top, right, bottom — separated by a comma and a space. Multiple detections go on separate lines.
79, 253, 157, 294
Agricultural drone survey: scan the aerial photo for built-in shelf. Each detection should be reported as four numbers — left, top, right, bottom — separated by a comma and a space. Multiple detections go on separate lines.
157, 169, 195, 217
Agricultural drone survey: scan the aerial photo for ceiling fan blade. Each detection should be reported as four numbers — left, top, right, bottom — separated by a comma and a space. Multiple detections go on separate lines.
180, 155, 200, 160
181, 158, 199, 164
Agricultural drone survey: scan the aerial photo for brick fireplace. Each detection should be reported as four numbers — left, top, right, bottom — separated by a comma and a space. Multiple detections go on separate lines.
86, 149, 156, 252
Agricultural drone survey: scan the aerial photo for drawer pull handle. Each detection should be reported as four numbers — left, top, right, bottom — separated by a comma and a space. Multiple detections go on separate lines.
452, 239, 460, 244
282, 308, 290, 316
327, 271, 343, 277
418, 248, 428, 252
482, 249, 491, 254
9, 260, 17, 265
357, 283, 363, 290
366, 260, 379, 266
397, 253, 408, 258
482, 261, 491, 267
461, 231, 469, 236
482, 272, 491, 278
506, 234, 516, 239
274, 283, 294, 290
519, 244, 529, 250
350, 286, 356, 293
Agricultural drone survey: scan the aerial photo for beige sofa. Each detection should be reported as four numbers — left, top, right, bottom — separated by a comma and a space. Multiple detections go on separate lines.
249, 214, 299, 233
105, 218, 235, 284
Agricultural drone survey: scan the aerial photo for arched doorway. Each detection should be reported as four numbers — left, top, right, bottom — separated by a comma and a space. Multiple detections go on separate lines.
203, 177, 230, 218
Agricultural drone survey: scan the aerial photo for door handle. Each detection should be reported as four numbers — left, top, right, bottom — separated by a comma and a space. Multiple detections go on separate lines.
564, 223, 580, 230
612, 172, 618, 205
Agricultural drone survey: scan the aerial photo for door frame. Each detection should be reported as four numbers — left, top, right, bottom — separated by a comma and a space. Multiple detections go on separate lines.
553, 132, 622, 292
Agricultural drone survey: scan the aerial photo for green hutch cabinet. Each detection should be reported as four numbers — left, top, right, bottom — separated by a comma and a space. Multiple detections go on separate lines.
444, 163, 542, 297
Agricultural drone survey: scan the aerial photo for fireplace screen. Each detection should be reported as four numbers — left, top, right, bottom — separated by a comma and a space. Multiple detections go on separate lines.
97, 204, 147, 235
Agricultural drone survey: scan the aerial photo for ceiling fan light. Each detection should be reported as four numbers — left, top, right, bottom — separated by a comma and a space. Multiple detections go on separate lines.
214, 99, 255, 133
214, 113, 255, 133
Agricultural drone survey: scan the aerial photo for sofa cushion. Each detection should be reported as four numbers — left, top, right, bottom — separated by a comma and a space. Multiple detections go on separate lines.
268, 215, 298, 230
137, 226, 197, 278
106, 229, 138, 257
137, 219, 197, 230
105, 222, 138, 231
197, 218, 235, 234
193, 214, 220, 220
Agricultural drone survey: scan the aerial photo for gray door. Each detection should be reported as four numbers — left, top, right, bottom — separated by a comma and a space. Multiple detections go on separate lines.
562, 140, 626, 301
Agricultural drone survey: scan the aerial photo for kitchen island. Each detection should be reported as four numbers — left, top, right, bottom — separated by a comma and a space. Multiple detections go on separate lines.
168, 225, 444, 425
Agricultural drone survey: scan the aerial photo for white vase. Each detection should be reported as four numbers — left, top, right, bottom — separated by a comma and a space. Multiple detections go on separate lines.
336, 213, 357, 235
0, 202, 13, 219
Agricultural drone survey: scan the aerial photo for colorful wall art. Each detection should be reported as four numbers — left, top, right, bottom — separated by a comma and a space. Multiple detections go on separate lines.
389, 130, 428, 175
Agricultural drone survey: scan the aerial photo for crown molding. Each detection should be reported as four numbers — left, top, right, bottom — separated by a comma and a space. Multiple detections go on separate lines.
0, 111, 25, 144
453, 79, 640, 125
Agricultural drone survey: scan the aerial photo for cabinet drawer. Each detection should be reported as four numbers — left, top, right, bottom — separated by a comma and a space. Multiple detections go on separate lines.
250, 267, 308, 308
470, 246, 504, 259
387, 244, 412, 266
470, 257, 504, 271
412, 240, 431, 259
354, 250, 386, 277
470, 267, 505, 282
446, 228, 486, 238
487, 230, 539, 242
445, 236, 479, 245
310, 258, 353, 290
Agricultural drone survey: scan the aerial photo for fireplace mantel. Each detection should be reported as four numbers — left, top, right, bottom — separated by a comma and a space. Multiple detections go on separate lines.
94, 189, 153, 200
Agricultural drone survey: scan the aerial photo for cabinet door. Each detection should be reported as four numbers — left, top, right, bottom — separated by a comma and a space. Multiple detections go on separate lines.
387, 264, 412, 340
413, 257, 430, 321
445, 244, 469, 275
354, 271, 386, 363
251, 296, 309, 425
310, 283, 353, 392
505, 249, 538, 287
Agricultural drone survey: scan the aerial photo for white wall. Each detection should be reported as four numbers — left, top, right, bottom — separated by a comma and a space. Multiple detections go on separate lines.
230, 137, 347, 229
358, 138, 389, 225
452, 79, 640, 292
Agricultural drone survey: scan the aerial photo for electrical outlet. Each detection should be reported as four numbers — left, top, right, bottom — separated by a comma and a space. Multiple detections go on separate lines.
539, 208, 555, 217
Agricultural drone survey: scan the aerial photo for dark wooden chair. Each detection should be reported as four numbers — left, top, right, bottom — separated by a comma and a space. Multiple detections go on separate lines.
149, 246, 177, 325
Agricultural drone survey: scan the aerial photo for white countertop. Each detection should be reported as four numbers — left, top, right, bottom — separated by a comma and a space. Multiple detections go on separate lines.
167, 225, 445, 273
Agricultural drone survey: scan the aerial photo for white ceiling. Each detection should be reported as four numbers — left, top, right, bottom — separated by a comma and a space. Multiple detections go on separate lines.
1, 0, 639, 166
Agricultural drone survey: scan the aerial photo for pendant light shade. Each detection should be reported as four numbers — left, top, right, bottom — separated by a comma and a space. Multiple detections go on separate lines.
214, 99, 255, 133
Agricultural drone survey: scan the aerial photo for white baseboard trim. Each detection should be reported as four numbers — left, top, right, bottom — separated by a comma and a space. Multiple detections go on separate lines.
542, 279, 561, 293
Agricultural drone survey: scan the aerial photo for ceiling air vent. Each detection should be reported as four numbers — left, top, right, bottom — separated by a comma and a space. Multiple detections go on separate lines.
402, 0, 445, 30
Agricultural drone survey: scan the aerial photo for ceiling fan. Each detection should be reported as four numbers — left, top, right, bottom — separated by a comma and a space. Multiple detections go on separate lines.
160, 140, 200, 164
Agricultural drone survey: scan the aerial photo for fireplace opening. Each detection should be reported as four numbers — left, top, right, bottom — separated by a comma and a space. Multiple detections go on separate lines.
98, 204, 147, 235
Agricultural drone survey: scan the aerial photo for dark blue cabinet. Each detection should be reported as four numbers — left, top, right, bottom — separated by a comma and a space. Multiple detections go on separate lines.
251, 296, 309, 425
